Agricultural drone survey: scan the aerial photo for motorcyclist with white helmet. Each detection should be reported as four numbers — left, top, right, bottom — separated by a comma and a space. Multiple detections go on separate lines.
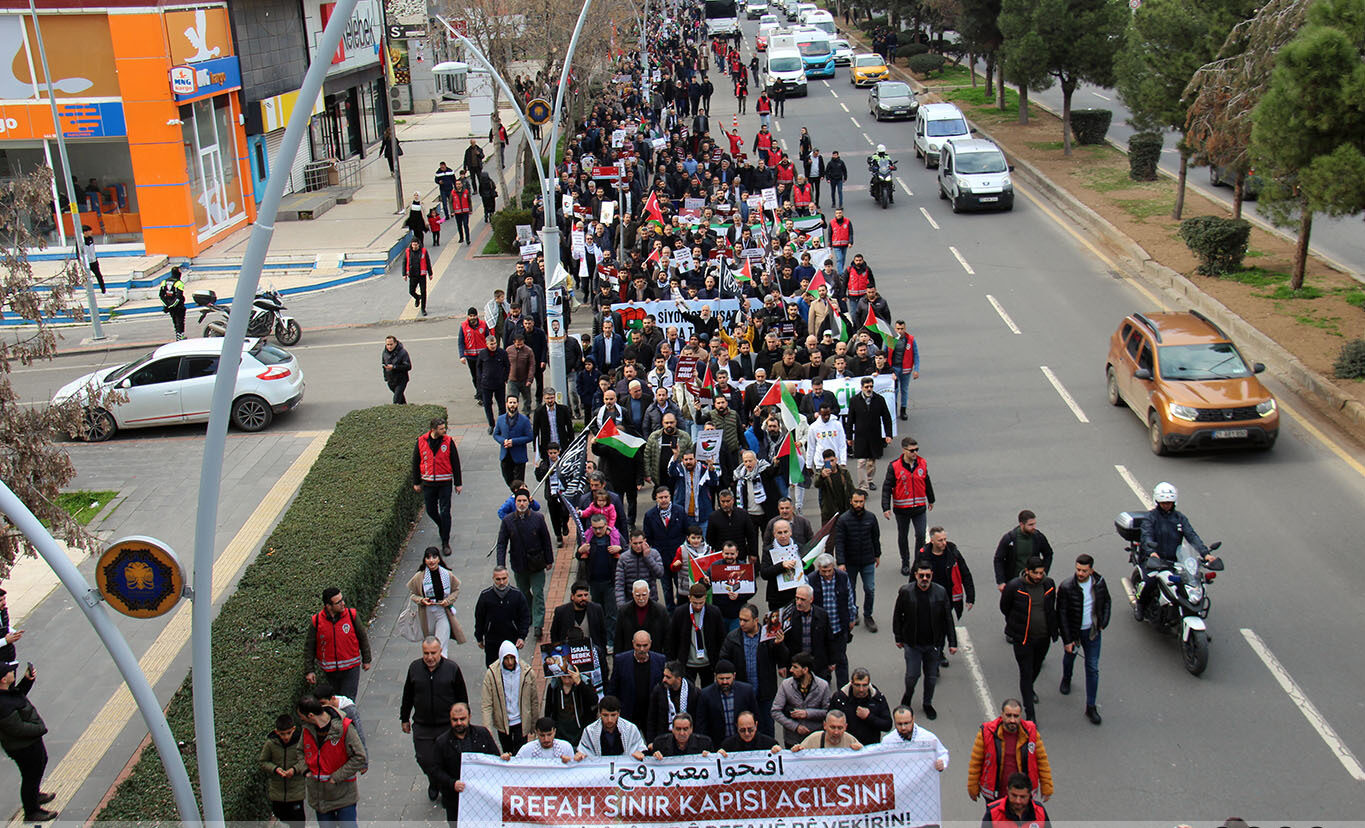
1134, 483, 1217, 618
867, 144, 895, 203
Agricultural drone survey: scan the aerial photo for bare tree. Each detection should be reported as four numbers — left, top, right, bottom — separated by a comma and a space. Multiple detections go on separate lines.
0, 168, 117, 574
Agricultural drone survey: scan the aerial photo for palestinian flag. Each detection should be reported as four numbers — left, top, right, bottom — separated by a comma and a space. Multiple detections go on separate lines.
775, 430, 804, 484
792, 215, 825, 236
700, 360, 716, 396
689, 549, 725, 583
594, 418, 644, 457
800, 513, 840, 571
644, 191, 664, 229
757, 381, 801, 431
806, 269, 827, 297
830, 308, 851, 342
865, 306, 897, 349
732, 257, 753, 283
645, 247, 662, 266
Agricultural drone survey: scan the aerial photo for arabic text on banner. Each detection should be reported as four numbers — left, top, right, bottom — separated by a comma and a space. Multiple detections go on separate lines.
458, 743, 941, 827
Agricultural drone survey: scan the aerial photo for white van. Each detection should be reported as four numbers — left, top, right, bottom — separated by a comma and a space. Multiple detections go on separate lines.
913, 102, 971, 168
938, 138, 1014, 212
765, 47, 808, 97
801, 8, 836, 35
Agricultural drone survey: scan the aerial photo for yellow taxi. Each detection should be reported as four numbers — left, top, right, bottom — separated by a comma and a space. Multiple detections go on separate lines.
850, 53, 890, 87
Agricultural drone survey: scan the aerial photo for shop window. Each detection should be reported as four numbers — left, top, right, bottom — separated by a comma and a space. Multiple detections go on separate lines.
180, 97, 246, 239
0, 140, 142, 247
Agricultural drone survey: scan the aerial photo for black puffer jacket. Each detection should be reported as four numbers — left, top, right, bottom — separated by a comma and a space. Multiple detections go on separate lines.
1056, 573, 1113, 644
0, 675, 46, 752
892, 582, 958, 650
999, 576, 1058, 646
834, 506, 881, 568
1139, 506, 1207, 561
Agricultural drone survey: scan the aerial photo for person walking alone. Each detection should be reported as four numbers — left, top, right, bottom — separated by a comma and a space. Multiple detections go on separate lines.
382, 335, 411, 404
0, 662, 56, 822
403, 238, 432, 317
1056, 553, 1110, 725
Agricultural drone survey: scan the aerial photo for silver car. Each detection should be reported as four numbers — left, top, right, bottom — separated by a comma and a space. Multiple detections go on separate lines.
869, 81, 919, 121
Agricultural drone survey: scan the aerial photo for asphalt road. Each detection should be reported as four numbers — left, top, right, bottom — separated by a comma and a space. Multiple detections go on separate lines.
7, 21, 1365, 823
733, 15, 1365, 823
991, 71, 1365, 280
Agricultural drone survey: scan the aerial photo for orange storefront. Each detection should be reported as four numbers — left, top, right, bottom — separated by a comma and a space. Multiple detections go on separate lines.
0, 2, 255, 257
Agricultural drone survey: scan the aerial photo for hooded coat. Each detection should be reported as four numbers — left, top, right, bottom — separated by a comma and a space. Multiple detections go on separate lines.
480, 641, 541, 736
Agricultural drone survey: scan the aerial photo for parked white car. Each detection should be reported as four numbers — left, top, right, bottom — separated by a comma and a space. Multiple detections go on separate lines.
53, 337, 306, 441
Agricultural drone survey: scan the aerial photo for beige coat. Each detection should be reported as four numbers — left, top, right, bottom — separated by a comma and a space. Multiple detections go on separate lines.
480, 655, 541, 736
406, 568, 467, 643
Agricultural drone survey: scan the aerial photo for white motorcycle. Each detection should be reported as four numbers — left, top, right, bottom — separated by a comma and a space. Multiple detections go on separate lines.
1116, 511, 1224, 676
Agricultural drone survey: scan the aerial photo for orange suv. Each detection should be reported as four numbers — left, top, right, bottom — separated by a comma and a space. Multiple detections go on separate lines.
1105, 311, 1279, 454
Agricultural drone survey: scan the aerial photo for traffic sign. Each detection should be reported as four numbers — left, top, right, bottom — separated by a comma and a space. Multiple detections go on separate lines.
526, 98, 552, 126
95, 536, 186, 619
1129, 0, 1141, 8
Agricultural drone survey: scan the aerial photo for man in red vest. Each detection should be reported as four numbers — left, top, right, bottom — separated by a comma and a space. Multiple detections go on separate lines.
458, 307, 492, 404
753, 124, 774, 165
828, 207, 853, 276
297, 695, 367, 827
983, 773, 1052, 827
412, 417, 463, 555
305, 588, 372, 700
967, 699, 1053, 805
404, 238, 433, 317
880, 437, 936, 576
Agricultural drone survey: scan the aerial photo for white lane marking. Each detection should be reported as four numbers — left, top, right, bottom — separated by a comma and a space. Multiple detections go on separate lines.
773, 120, 782, 132
1092, 91, 1112, 101
1041, 366, 1090, 423
1241, 628, 1365, 781
829, 88, 839, 98
850, 116, 862, 128
949, 246, 975, 275
839, 101, 849, 112
862, 132, 873, 145
1114, 464, 1151, 507
897, 177, 913, 196
822, 80, 830, 87
956, 627, 997, 723
918, 206, 938, 229
985, 294, 1020, 334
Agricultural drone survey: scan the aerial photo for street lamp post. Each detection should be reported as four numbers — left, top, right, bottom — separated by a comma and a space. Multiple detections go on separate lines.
435, 1, 594, 402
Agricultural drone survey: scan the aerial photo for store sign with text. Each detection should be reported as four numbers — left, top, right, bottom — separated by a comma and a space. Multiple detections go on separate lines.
169, 56, 242, 102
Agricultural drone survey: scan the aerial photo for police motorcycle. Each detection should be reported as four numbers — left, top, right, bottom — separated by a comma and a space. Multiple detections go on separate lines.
194, 286, 302, 345
868, 146, 898, 209
1115, 511, 1224, 676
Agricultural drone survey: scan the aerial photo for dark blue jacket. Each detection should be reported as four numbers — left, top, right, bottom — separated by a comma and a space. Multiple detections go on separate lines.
669, 459, 720, 526
493, 412, 533, 463
605, 651, 666, 723
592, 333, 627, 372
1139, 506, 1207, 561
695, 680, 759, 745
642, 503, 691, 564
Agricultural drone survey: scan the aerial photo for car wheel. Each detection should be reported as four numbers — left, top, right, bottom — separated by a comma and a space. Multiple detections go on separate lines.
231, 395, 274, 432
82, 408, 117, 442
951, 195, 963, 214
924, 151, 932, 169
1148, 411, 1168, 456
1106, 366, 1123, 406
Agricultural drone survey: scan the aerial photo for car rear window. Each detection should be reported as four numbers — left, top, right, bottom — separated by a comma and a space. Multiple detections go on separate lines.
1158, 343, 1252, 380
250, 341, 293, 366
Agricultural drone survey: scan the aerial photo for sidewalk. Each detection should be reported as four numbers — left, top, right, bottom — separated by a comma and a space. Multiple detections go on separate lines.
9, 104, 525, 327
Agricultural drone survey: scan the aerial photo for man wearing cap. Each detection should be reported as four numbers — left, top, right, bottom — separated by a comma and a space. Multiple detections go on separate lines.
0, 662, 55, 821
694, 660, 758, 746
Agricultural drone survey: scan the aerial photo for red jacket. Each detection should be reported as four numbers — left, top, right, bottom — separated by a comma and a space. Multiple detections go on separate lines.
303, 716, 357, 782
417, 433, 458, 482
889, 455, 930, 509
984, 796, 1050, 827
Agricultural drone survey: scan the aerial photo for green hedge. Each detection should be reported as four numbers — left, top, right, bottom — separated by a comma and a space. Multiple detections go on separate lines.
96, 404, 446, 822
1335, 339, 1365, 379
1179, 215, 1252, 276
1129, 131, 1163, 181
897, 42, 930, 59
908, 53, 947, 77
1069, 109, 1113, 145
491, 208, 533, 254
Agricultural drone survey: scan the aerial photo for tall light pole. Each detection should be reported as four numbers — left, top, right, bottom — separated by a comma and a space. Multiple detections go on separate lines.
436, 2, 594, 401
186, 0, 362, 822
27, 0, 104, 342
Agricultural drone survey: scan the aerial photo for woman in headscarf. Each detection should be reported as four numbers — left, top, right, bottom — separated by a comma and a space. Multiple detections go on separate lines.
406, 547, 465, 657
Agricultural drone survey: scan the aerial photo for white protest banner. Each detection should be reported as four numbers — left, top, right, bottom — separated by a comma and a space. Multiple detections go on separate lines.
562, 194, 574, 217
726, 375, 899, 437
515, 224, 534, 244
519, 242, 542, 261
695, 428, 723, 463
761, 187, 778, 210
673, 246, 695, 272
610, 298, 745, 340
600, 200, 617, 224
571, 229, 586, 258
459, 743, 942, 826
611, 128, 627, 147
651, 137, 667, 150
772, 543, 804, 591
684, 197, 705, 211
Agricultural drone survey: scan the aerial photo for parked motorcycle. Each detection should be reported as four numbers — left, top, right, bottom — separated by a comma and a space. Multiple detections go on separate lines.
1116, 511, 1224, 676
869, 157, 897, 209
193, 287, 302, 346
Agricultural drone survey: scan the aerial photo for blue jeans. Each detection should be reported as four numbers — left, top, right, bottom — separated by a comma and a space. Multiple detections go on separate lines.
892, 368, 911, 411
829, 179, 844, 208
760, 113, 770, 129
315, 804, 357, 828
847, 561, 876, 619
1062, 629, 1102, 707
833, 246, 847, 275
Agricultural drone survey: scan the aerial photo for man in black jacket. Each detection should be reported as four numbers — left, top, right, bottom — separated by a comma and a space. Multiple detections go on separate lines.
706, 489, 758, 563
892, 560, 958, 720
532, 388, 575, 461
786, 584, 836, 678
666, 583, 726, 685
993, 510, 1054, 590
432, 702, 499, 825
833, 490, 881, 632
694, 660, 758, 745
824, 150, 848, 209
919, 526, 975, 668
496, 490, 555, 639
828, 667, 893, 745
999, 556, 1058, 722
0, 662, 54, 822
473, 566, 531, 666
646, 661, 698, 742
719, 711, 781, 753
401, 638, 470, 802
1056, 554, 1111, 725
717, 604, 788, 737
650, 712, 714, 756
549, 582, 610, 682
606, 631, 666, 726
477, 338, 510, 433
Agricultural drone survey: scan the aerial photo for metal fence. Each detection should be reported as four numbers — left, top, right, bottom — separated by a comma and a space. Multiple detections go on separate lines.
302, 156, 362, 192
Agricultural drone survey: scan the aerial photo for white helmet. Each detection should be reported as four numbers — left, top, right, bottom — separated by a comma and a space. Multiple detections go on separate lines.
1153, 482, 1177, 504
876, 144, 886, 154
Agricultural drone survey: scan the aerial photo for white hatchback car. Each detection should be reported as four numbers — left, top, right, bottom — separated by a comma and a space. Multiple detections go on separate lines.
53, 337, 306, 441
830, 37, 854, 65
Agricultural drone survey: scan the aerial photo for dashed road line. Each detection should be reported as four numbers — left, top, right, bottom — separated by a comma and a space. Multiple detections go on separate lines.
985, 294, 1020, 334
956, 628, 997, 722
1114, 464, 1151, 508
839, 102, 848, 112
822, 80, 831, 87
829, 88, 839, 98
1242, 628, 1365, 781
949, 246, 975, 275
1092, 91, 1112, 101
918, 206, 938, 229
1041, 366, 1090, 423
862, 132, 873, 145
849, 116, 861, 128
773, 121, 782, 132
897, 177, 913, 196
